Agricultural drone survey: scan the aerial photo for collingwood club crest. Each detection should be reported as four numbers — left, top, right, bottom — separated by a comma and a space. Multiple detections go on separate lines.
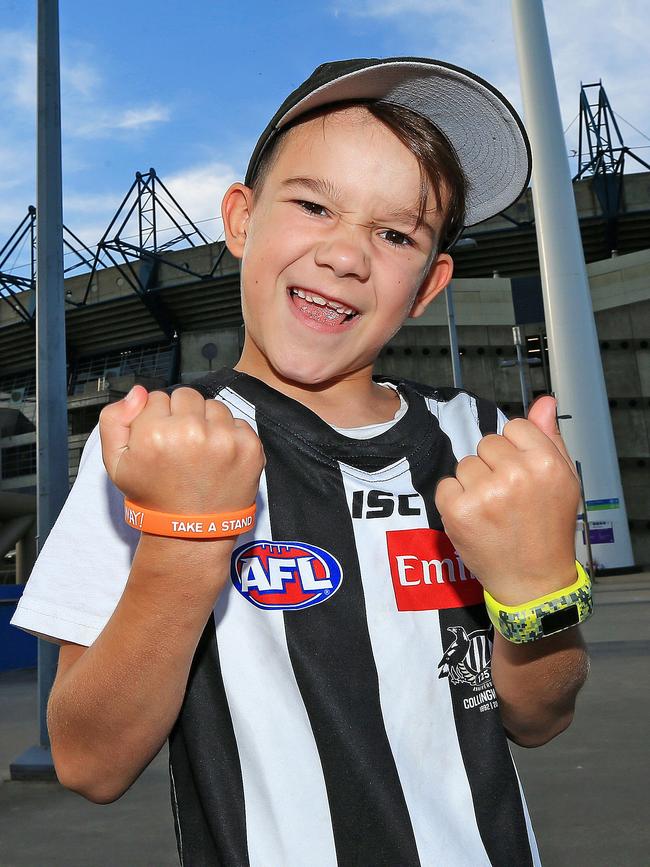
438, 626, 493, 690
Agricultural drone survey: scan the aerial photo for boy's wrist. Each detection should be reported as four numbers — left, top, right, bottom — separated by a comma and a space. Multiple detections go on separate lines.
480, 560, 579, 608
130, 533, 235, 596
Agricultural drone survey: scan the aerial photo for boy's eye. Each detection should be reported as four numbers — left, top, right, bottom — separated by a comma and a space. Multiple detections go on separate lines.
297, 200, 329, 217
381, 229, 413, 248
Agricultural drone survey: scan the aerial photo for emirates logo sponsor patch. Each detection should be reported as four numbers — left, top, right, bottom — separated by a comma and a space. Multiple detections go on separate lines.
386, 528, 484, 611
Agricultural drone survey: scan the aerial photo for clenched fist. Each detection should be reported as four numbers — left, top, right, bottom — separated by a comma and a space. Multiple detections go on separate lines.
99, 386, 265, 516
435, 396, 580, 607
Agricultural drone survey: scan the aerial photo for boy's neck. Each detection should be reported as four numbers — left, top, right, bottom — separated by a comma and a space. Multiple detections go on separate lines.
233, 354, 401, 429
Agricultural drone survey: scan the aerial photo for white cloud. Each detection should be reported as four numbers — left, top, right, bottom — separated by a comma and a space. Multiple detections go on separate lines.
114, 105, 171, 130
0, 31, 101, 113
59, 161, 239, 250
0, 145, 33, 194
162, 161, 240, 237
0, 28, 171, 142
72, 103, 171, 138
335, 0, 472, 17
332, 0, 650, 170
63, 60, 101, 100
0, 30, 35, 111
63, 191, 122, 215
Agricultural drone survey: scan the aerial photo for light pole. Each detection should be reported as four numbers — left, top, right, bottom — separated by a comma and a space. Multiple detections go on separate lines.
11, 0, 68, 780
511, 0, 634, 569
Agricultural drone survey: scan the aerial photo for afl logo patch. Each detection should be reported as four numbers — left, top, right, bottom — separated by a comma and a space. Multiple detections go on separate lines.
231, 540, 343, 611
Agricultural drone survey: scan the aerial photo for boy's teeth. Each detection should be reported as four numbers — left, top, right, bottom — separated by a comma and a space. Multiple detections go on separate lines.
291, 288, 355, 316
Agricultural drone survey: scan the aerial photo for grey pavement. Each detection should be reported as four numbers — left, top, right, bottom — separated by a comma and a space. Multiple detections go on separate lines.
1, 574, 649, 867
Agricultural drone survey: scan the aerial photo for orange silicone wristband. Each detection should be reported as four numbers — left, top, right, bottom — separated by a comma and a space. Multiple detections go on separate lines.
123, 499, 256, 539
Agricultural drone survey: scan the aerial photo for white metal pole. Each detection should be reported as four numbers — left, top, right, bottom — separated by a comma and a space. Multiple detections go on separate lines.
511, 0, 634, 569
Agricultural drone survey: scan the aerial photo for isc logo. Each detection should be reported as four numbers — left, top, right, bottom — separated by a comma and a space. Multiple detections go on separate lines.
351, 489, 421, 519
231, 541, 343, 611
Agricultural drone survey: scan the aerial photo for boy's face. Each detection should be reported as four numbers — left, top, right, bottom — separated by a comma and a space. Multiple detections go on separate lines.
223, 106, 453, 387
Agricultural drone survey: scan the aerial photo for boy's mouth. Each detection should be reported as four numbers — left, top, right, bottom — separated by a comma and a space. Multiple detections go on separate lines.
288, 287, 359, 327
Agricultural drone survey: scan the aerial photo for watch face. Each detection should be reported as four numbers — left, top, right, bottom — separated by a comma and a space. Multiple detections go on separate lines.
541, 604, 580, 636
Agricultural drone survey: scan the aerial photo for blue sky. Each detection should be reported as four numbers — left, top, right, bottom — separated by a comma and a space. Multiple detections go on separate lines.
1, 0, 649, 264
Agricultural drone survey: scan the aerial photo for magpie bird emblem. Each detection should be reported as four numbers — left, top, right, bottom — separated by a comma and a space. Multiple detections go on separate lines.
438, 625, 493, 688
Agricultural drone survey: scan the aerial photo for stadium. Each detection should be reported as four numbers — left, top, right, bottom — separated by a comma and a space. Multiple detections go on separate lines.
1, 87, 650, 582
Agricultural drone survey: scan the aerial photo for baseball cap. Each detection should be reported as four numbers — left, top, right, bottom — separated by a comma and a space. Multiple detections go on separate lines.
245, 57, 531, 235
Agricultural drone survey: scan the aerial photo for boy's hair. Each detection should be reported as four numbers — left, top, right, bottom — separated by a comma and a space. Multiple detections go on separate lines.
248, 100, 468, 255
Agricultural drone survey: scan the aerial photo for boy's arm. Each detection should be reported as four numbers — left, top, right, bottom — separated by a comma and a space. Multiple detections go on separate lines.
489, 625, 588, 747
435, 396, 590, 747
48, 385, 264, 803
49, 535, 233, 803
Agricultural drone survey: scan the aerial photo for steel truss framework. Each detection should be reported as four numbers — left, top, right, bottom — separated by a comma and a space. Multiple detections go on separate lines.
0, 207, 98, 326
574, 82, 650, 251
0, 168, 227, 337
82, 168, 226, 339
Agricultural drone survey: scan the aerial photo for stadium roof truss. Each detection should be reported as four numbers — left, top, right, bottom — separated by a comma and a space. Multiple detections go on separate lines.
0, 207, 99, 326
81, 168, 227, 339
574, 82, 650, 251
0, 168, 228, 339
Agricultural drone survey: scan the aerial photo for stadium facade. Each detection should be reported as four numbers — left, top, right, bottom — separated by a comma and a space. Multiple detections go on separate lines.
1, 169, 649, 581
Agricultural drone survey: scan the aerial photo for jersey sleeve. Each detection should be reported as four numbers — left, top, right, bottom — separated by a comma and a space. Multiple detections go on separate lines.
10, 425, 139, 646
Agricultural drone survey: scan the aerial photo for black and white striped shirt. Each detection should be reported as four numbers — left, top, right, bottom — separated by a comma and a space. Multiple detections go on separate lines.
12, 368, 540, 866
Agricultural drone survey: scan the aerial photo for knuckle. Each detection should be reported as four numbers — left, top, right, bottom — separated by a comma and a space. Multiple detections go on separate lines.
244, 439, 266, 472
533, 451, 562, 478
207, 398, 232, 414
209, 427, 237, 460
483, 481, 508, 506
148, 389, 171, 405
476, 433, 500, 455
503, 461, 526, 486
503, 418, 526, 436
179, 420, 208, 447
141, 422, 167, 450
456, 455, 476, 472
242, 427, 263, 454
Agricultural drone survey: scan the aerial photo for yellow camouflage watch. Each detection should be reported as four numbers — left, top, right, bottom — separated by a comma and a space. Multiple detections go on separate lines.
483, 561, 593, 644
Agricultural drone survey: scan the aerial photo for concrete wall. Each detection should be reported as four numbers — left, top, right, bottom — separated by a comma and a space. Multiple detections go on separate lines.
179, 327, 243, 382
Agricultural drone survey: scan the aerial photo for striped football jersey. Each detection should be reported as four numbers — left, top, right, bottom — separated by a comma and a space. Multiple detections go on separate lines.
10, 366, 540, 866
166, 368, 540, 866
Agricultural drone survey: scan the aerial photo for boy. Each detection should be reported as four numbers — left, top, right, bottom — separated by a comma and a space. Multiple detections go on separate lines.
12, 58, 590, 866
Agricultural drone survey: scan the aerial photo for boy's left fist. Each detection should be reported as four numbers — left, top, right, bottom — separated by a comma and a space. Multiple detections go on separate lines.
434, 397, 580, 607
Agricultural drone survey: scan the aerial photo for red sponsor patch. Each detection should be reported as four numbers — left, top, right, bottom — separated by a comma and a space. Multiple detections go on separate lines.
386, 529, 484, 611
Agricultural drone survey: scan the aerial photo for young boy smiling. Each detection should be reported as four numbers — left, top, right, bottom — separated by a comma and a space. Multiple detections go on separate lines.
13, 58, 590, 866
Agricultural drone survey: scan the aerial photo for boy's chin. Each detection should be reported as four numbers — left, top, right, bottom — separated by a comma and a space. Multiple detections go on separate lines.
275, 361, 339, 387
270, 352, 361, 388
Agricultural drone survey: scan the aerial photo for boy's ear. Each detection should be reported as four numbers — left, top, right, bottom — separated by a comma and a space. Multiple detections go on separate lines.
221, 182, 254, 260
408, 252, 454, 319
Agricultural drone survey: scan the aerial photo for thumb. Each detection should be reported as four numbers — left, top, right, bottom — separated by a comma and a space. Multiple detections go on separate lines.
527, 394, 558, 438
99, 385, 149, 477
527, 395, 576, 473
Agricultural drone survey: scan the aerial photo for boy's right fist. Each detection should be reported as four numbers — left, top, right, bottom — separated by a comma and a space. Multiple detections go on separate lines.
99, 386, 265, 515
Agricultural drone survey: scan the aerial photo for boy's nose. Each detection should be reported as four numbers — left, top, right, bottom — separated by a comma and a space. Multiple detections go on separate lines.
314, 235, 371, 281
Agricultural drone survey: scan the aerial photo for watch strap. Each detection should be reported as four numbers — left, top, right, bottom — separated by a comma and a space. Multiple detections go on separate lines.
484, 561, 593, 644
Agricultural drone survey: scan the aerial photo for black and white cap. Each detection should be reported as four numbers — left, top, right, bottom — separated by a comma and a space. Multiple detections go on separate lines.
245, 57, 531, 230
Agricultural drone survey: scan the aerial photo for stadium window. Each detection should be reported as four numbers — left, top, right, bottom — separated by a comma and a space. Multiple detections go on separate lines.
2, 443, 37, 479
